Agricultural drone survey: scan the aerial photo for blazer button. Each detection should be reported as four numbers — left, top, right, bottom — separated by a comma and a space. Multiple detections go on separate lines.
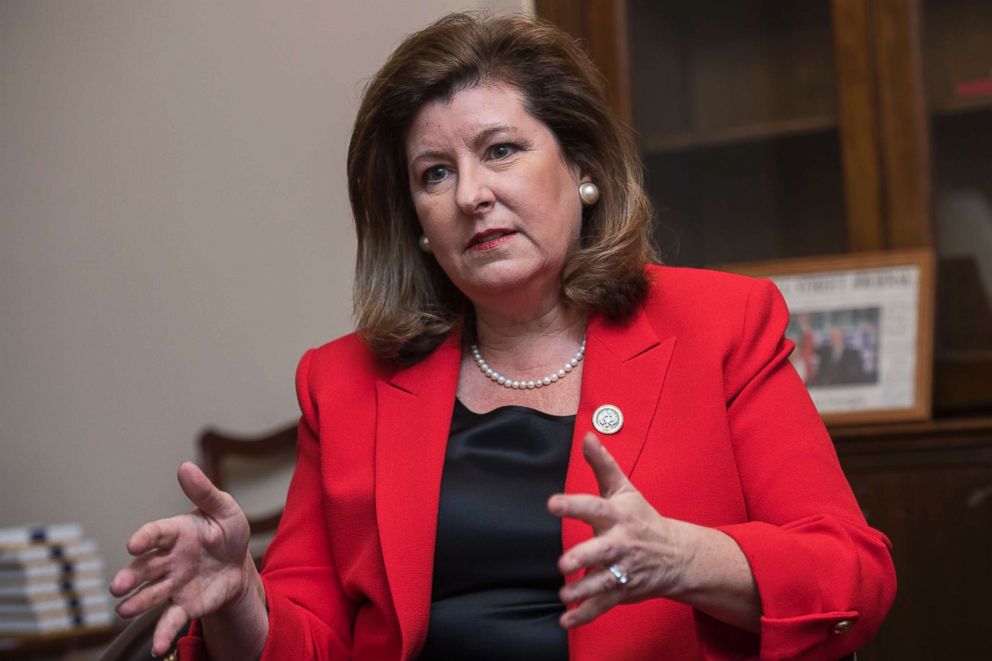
832, 620, 852, 635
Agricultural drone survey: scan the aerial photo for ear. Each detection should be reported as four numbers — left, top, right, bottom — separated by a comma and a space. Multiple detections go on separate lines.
574, 166, 588, 185
562, 154, 585, 185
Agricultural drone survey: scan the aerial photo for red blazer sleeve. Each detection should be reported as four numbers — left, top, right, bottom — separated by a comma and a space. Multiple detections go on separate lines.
178, 348, 355, 660
695, 279, 896, 661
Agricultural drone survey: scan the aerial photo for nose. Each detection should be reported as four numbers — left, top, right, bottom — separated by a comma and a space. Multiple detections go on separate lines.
455, 163, 495, 216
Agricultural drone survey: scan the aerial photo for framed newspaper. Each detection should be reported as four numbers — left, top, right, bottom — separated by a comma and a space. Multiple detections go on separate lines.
719, 249, 935, 426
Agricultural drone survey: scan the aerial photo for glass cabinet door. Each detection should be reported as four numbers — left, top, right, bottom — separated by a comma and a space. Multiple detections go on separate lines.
920, 0, 992, 412
626, 0, 849, 266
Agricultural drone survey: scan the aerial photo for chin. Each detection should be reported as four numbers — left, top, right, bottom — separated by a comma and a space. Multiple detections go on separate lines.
458, 261, 558, 300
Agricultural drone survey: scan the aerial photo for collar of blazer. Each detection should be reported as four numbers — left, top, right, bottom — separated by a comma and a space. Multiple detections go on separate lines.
374, 304, 677, 659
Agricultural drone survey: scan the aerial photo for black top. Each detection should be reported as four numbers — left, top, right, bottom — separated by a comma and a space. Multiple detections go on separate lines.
418, 400, 574, 661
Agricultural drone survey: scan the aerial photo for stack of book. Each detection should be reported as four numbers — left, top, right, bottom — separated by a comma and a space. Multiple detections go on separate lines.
0, 523, 114, 637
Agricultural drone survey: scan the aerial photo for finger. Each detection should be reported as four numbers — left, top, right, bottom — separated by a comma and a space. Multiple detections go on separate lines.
559, 566, 625, 605
558, 535, 623, 575
151, 603, 189, 657
177, 461, 237, 519
548, 493, 617, 531
109, 550, 170, 597
582, 433, 631, 497
115, 576, 174, 619
126, 517, 184, 556
560, 589, 623, 629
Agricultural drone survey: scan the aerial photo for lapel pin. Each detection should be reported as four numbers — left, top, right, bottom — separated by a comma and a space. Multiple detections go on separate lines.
592, 404, 623, 435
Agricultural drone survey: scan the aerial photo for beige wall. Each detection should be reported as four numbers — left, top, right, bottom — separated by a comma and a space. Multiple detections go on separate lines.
0, 0, 527, 639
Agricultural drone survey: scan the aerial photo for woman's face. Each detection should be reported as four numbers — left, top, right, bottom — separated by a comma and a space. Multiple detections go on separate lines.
405, 82, 584, 306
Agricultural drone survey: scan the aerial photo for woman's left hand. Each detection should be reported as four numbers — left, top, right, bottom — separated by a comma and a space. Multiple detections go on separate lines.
547, 432, 697, 629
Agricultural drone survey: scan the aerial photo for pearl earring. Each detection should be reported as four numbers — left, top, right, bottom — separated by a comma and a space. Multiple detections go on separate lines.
579, 182, 600, 207
418, 235, 432, 253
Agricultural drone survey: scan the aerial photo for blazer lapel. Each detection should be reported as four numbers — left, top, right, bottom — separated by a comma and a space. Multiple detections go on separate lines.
562, 307, 677, 555
375, 332, 461, 660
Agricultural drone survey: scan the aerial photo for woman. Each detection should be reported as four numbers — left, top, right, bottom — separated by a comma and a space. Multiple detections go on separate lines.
110, 12, 896, 660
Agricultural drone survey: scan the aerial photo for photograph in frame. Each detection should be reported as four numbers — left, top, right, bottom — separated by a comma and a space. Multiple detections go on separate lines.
718, 249, 935, 426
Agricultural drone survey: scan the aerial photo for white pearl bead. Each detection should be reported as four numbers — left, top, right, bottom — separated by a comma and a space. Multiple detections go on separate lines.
471, 339, 584, 392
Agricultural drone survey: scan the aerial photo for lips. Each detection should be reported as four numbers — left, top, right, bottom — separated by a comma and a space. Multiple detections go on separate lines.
468, 228, 517, 250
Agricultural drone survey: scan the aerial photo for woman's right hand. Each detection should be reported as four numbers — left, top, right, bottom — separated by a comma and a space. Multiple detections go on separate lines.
109, 461, 260, 657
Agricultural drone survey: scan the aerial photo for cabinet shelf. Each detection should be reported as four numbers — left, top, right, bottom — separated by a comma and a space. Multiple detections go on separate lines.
930, 93, 992, 117
641, 114, 837, 155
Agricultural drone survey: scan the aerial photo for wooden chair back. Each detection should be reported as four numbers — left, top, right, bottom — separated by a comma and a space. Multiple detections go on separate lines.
199, 424, 297, 540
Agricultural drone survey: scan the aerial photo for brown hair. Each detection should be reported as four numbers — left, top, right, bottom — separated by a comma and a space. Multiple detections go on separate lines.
348, 11, 657, 363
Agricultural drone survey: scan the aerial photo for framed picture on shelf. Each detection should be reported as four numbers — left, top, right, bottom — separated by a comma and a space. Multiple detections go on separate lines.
718, 249, 935, 426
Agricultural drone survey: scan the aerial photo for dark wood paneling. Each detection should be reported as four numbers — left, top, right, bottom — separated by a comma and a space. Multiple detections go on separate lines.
834, 419, 992, 659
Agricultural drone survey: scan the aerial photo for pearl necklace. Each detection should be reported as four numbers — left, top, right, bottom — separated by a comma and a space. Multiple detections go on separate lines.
470, 338, 586, 389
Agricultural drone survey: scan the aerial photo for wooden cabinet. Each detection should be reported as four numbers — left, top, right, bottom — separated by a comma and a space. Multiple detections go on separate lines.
536, 0, 934, 251
536, 0, 992, 415
535, 1, 992, 657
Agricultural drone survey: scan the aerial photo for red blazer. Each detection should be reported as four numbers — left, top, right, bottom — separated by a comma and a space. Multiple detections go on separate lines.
180, 266, 896, 660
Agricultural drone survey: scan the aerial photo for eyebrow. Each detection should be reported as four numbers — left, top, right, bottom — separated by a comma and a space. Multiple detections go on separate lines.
409, 124, 520, 167
472, 125, 518, 148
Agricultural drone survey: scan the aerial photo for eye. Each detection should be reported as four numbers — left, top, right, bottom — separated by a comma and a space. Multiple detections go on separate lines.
488, 143, 518, 160
422, 165, 449, 186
